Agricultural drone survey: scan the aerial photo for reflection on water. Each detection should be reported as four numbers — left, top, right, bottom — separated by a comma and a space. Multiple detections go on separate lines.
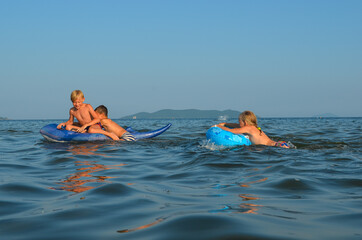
118, 217, 165, 233
69, 144, 108, 156
55, 160, 125, 193
52, 144, 125, 194
211, 166, 268, 215
239, 177, 268, 188
239, 194, 262, 214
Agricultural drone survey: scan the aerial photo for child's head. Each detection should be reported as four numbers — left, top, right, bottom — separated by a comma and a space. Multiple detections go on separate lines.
70, 90, 84, 102
239, 111, 258, 127
95, 105, 108, 117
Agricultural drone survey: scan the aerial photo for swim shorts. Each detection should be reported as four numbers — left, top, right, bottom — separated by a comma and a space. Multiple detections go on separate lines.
121, 131, 136, 142
275, 141, 289, 148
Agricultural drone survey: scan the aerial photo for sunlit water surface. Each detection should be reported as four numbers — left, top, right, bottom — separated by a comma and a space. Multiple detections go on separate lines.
0, 118, 361, 240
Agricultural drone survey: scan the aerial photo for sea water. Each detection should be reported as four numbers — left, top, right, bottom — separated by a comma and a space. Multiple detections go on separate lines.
0, 118, 361, 240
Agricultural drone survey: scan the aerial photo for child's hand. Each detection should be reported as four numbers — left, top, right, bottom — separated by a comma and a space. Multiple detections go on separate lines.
77, 126, 87, 133
57, 123, 65, 129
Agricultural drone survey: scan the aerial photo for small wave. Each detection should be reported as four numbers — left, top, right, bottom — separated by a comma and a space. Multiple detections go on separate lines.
0, 118, 361, 240
286, 141, 296, 149
199, 140, 227, 151
200, 139, 297, 150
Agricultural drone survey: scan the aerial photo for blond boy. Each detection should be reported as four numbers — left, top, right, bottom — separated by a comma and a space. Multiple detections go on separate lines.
57, 90, 118, 140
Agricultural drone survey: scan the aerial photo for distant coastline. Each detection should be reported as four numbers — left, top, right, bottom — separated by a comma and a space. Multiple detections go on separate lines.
120, 109, 241, 120
120, 109, 342, 119
312, 113, 339, 118
0, 112, 347, 120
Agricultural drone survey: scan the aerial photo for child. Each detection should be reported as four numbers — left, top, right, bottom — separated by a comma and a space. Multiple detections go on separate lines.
215, 110, 289, 148
57, 90, 119, 140
93, 105, 136, 141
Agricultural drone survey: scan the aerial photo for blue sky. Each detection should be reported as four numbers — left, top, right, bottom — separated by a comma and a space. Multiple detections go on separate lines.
1, 0, 361, 119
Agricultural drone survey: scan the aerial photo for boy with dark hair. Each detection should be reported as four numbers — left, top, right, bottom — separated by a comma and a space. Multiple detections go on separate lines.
92, 105, 136, 141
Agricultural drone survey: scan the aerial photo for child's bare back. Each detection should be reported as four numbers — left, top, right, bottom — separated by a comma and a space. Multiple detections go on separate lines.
93, 105, 136, 141
221, 124, 275, 146
99, 118, 127, 138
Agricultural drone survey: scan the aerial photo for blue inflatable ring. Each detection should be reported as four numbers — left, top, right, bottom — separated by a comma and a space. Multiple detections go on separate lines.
206, 127, 251, 147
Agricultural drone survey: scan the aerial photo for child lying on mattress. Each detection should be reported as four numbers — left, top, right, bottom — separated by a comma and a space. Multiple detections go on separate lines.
214, 110, 289, 148
93, 105, 136, 141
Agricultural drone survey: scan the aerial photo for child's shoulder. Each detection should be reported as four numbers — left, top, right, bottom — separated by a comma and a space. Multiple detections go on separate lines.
100, 118, 113, 124
243, 125, 259, 134
83, 103, 94, 110
100, 117, 110, 122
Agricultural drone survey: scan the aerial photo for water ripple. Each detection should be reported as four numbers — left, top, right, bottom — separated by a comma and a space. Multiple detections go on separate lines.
0, 118, 361, 240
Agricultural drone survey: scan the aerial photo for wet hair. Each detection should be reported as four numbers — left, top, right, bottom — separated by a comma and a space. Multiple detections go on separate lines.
239, 110, 262, 135
95, 105, 108, 117
70, 90, 84, 102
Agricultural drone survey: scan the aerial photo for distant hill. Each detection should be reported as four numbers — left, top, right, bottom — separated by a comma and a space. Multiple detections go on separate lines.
313, 113, 339, 118
0, 117, 9, 120
121, 109, 241, 119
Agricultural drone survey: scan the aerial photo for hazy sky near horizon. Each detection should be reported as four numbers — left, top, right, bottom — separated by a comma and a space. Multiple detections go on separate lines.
1, 0, 361, 119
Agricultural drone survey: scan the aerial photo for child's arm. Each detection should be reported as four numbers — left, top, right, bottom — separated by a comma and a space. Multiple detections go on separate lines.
76, 105, 100, 132
218, 122, 240, 128
216, 124, 248, 135
88, 125, 119, 140
57, 110, 75, 129
76, 117, 100, 133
